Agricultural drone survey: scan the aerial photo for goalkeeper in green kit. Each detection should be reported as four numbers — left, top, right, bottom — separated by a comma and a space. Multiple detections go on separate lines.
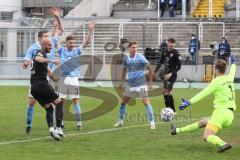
171, 54, 236, 153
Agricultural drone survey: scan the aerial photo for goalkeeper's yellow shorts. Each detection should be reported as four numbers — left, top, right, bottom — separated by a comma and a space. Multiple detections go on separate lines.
206, 108, 234, 133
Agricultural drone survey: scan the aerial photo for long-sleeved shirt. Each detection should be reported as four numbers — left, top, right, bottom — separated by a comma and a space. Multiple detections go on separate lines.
155, 49, 181, 76
190, 64, 236, 110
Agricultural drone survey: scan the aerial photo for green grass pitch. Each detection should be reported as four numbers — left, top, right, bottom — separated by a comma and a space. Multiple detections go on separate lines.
0, 86, 239, 160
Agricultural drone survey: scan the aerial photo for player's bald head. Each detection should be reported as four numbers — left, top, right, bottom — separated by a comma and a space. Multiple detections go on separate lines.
40, 38, 51, 47
41, 38, 52, 53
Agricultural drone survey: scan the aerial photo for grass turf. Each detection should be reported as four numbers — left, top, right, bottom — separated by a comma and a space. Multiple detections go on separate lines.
0, 86, 239, 160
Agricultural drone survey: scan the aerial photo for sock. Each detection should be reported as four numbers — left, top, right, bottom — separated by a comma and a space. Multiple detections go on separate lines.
56, 102, 64, 128
73, 103, 81, 123
169, 95, 176, 112
207, 135, 226, 147
164, 95, 170, 108
119, 103, 126, 122
46, 105, 54, 128
176, 122, 199, 133
146, 104, 154, 123
26, 105, 34, 127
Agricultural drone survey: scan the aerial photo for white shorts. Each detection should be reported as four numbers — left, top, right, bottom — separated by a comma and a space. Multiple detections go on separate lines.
123, 85, 148, 98
58, 77, 79, 99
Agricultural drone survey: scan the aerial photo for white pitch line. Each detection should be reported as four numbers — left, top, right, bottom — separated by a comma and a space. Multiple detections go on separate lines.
3, 114, 240, 146
0, 123, 160, 146
1, 113, 239, 145
6, 114, 236, 146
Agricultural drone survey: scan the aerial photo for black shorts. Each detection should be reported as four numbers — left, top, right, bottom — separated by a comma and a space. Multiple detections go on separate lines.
163, 74, 177, 90
31, 82, 59, 107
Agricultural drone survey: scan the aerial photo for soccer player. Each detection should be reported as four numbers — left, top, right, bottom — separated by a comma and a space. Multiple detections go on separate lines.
154, 38, 181, 114
57, 20, 96, 129
113, 41, 156, 129
22, 7, 64, 135
171, 54, 236, 153
30, 38, 65, 140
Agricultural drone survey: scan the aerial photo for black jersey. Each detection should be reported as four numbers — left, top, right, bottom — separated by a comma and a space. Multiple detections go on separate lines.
30, 50, 48, 84
155, 48, 181, 76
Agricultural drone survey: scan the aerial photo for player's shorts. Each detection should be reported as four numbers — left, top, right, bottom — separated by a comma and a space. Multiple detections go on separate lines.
31, 82, 59, 107
207, 108, 234, 131
58, 77, 79, 99
28, 76, 56, 98
163, 74, 177, 90
123, 85, 148, 98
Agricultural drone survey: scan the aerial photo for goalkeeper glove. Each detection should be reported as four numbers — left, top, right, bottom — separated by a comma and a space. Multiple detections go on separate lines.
179, 98, 191, 110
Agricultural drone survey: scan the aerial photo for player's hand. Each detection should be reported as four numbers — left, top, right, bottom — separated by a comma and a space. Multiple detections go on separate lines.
164, 73, 172, 81
88, 20, 96, 30
229, 53, 236, 64
50, 59, 60, 65
179, 98, 191, 110
21, 63, 28, 69
49, 7, 60, 17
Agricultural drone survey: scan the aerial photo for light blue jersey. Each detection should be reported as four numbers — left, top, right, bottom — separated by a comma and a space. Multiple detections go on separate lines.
47, 36, 59, 70
123, 53, 149, 87
24, 42, 41, 61
24, 36, 59, 70
58, 45, 83, 77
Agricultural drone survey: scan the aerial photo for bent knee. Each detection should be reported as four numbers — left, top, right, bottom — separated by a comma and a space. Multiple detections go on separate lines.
198, 119, 208, 128
29, 97, 36, 106
72, 98, 79, 104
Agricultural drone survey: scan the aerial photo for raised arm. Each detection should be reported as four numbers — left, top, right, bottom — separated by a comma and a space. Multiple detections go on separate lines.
49, 7, 64, 36
82, 20, 96, 49
228, 54, 236, 80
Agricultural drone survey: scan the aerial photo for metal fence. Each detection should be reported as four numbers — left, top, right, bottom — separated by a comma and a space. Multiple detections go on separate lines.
0, 20, 239, 79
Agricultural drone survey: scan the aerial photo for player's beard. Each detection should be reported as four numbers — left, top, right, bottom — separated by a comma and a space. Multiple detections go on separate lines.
44, 48, 51, 53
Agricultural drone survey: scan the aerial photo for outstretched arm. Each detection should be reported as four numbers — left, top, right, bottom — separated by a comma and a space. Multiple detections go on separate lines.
190, 80, 216, 105
49, 7, 64, 36
34, 52, 59, 64
82, 20, 96, 49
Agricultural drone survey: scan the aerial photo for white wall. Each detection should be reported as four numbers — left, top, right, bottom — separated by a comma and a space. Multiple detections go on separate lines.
65, 0, 120, 18
0, 0, 23, 19
7, 30, 17, 58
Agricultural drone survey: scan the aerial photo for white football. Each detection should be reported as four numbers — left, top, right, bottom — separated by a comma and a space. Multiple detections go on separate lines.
160, 108, 174, 122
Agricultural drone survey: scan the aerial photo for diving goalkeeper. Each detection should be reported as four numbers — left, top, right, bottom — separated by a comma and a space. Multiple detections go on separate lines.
171, 54, 236, 153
